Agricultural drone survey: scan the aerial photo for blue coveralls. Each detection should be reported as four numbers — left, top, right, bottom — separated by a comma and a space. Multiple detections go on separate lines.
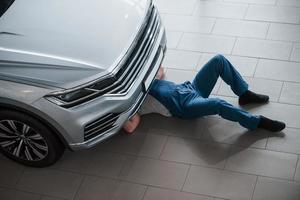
149, 54, 260, 130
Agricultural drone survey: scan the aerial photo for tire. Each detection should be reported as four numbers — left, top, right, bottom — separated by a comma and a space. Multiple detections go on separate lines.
0, 110, 65, 167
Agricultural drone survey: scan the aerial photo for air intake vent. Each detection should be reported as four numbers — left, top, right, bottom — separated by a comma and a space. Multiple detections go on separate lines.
84, 113, 120, 141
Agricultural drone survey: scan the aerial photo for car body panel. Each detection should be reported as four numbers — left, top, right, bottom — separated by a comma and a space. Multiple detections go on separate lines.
0, 0, 150, 89
0, 0, 167, 152
31, 27, 166, 149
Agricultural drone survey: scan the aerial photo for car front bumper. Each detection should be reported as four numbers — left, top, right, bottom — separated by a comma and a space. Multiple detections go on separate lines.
31, 26, 166, 150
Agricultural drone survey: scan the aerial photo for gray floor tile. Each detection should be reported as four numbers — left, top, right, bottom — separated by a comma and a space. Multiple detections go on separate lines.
232, 38, 293, 60
52, 149, 96, 173
41, 197, 65, 200
224, 0, 276, 4
218, 77, 283, 101
245, 5, 300, 23
225, 147, 298, 179
202, 118, 269, 149
295, 156, 300, 182
75, 176, 146, 200
154, 0, 197, 15
267, 24, 300, 42
143, 114, 209, 139
165, 68, 196, 83
267, 128, 300, 154
0, 188, 41, 200
163, 49, 201, 70
253, 177, 300, 200
178, 33, 236, 54
279, 82, 300, 105
85, 151, 129, 178
197, 53, 258, 77
213, 19, 268, 38
255, 59, 300, 82
120, 157, 189, 190
291, 43, 300, 62
277, 0, 300, 7
112, 181, 147, 200
144, 187, 213, 200
0, 156, 24, 187
183, 166, 257, 200
138, 133, 168, 159
193, 2, 248, 19
75, 176, 119, 200
161, 14, 215, 33
160, 136, 230, 168
17, 169, 83, 200
98, 128, 148, 155
165, 31, 183, 49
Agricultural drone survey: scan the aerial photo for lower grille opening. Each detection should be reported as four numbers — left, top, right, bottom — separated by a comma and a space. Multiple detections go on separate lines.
84, 113, 120, 141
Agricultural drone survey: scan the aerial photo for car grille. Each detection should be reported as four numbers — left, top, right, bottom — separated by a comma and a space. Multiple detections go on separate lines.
55, 6, 161, 108
84, 113, 121, 141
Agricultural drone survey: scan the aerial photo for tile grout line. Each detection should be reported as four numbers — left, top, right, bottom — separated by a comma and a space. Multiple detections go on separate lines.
167, 65, 300, 86
264, 22, 271, 39
252, 58, 260, 78
193, 52, 204, 71
171, 30, 300, 44
288, 42, 295, 61
242, 3, 250, 20
222, 145, 232, 170
250, 176, 259, 200
209, 17, 218, 34
158, 135, 169, 159
180, 164, 191, 192
140, 184, 227, 200
141, 186, 149, 200
175, 32, 184, 49
13, 158, 299, 199
292, 155, 299, 181
71, 174, 86, 200
277, 81, 285, 103
230, 36, 238, 55
167, 45, 300, 64
14, 166, 25, 189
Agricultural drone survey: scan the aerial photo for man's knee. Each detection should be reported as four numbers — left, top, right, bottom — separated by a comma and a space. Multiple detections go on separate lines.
210, 54, 225, 72
213, 54, 225, 62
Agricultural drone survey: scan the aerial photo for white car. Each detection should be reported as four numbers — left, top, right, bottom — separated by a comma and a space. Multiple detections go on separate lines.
0, 0, 166, 167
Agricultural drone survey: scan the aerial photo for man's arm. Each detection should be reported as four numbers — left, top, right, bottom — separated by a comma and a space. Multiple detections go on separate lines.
122, 66, 165, 133
122, 114, 141, 134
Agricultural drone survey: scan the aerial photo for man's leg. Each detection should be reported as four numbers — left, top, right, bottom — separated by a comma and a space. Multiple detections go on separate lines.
192, 54, 248, 98
184, 97, 260, 130
184, 97, 285, 131
192, 54, 269, 105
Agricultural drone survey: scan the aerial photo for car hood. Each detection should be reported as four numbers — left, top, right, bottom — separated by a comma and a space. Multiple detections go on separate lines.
0, 0, 150, 89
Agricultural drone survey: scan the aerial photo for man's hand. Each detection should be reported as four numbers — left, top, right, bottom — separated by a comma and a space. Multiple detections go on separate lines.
123, 66, 164, 134
156, 66, 165, 80
122, 114, 141, 134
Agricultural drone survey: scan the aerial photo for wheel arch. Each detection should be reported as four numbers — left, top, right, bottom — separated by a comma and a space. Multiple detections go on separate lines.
0, 99, 70, 149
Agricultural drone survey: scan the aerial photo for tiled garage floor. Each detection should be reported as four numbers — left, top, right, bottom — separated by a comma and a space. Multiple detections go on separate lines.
1, 0, 300, 200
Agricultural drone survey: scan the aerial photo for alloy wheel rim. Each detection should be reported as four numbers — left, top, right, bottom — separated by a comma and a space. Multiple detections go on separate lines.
0, 120, 48, 161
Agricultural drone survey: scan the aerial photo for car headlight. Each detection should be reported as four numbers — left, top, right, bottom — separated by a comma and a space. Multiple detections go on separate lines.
46, 76, 116, 108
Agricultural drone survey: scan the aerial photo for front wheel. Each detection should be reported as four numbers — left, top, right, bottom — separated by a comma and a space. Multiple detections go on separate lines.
0, 110, 65, 167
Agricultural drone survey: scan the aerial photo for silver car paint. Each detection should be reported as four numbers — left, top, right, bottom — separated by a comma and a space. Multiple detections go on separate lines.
0, 0, 150, 89
0, 0, 166, 150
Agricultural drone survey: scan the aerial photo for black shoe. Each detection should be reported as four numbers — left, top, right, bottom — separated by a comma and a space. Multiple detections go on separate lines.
239, 90, 269, 105
258, 116, 286, 132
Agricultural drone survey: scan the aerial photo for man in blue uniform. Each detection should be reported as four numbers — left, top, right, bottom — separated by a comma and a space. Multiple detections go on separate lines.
123, 54, 285, 133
